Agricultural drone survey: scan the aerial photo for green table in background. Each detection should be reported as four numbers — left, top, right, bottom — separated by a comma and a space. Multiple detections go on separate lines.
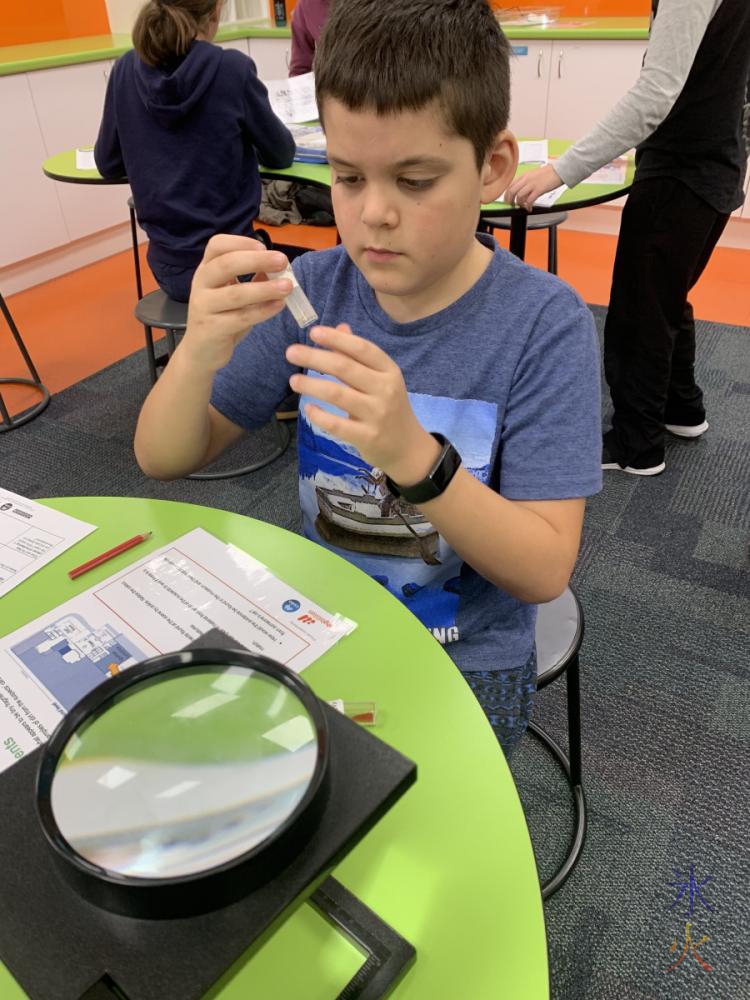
0, 497, 548, 1000
43, 139, 633, 261
260, 138, 635, 259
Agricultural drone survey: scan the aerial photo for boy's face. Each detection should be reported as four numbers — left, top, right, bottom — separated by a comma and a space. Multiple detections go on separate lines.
323, 98, 516, 321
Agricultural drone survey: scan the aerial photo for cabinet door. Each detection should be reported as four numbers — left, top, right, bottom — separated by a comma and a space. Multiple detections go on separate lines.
508, 41, 552, 139
248, 37, 291, 82
546, 41, 648, 141
28, 61, 134, 242
0, 74, 70, 267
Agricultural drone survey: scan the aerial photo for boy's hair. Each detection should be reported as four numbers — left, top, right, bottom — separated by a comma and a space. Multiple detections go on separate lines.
313, 0, 511, 168
133, 0, 217, 67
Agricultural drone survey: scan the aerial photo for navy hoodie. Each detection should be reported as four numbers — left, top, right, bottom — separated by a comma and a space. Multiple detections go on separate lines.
95, 41, 294, 269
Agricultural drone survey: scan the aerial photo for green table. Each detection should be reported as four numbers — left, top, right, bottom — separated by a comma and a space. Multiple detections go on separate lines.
43, 139, 633, 261
0, 497, 548, 1000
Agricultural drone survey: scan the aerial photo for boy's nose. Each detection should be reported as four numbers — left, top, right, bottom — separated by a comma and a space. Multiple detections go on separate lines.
360, 186, 398, 228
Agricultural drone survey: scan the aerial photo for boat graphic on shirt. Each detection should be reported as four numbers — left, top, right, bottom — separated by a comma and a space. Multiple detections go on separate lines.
298, 377, 497, 644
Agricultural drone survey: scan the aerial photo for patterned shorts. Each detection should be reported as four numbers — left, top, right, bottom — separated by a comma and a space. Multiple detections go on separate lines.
462, 647, 537, 757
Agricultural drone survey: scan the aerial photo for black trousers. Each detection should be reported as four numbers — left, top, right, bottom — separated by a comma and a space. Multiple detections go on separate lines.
603, 177, 730, 466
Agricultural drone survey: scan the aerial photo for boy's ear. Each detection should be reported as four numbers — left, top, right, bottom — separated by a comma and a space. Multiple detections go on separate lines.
480, 131, 519, 204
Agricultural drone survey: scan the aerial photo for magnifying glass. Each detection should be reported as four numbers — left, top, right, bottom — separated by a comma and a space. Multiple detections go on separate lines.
36, 649, 329, 919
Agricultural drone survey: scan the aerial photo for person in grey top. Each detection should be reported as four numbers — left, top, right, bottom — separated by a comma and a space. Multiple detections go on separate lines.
508, 0, 750, 476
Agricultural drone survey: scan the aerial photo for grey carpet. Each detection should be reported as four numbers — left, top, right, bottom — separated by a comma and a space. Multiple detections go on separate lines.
1, 306, 748, 999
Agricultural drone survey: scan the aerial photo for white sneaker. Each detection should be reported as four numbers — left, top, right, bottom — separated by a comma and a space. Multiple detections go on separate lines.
665, 420, 709, 439
602, 459, 666, 476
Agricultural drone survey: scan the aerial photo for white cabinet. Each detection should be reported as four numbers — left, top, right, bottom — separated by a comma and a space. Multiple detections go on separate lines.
28, 61, 134, 242
0, 74, 70, 267
219, 38, 250, 56
508, 42, 552, 138
545, 40, 648, 140
248, 37, 290, 82
508, 38, 648, 140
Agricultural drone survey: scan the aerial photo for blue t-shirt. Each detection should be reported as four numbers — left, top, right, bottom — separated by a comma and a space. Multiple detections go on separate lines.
211, 242, 602, 671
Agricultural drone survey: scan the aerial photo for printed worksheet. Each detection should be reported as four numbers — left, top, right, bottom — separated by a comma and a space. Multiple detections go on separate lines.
581, 159, 629, 185
0, 528, 356, 770
518, 140, 549, 164
534, 183, 568, 207
0, 490, 96, 598
266, 71, 318, 124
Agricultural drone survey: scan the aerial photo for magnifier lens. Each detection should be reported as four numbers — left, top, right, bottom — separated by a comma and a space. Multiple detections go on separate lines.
50, 663, 319, 880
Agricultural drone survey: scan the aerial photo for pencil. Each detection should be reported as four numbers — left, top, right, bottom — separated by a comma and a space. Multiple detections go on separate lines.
67, 531, 153, 580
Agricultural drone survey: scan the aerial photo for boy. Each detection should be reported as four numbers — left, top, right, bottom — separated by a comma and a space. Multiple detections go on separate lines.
134, 0, 602, 753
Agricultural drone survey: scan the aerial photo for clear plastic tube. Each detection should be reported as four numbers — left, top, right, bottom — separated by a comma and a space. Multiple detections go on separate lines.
268, 264, 318, 328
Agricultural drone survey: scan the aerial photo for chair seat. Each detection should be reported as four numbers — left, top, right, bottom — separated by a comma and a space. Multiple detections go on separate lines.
134, 289, 188, 331
484, 211, 568, 231
534, 587, 583, 685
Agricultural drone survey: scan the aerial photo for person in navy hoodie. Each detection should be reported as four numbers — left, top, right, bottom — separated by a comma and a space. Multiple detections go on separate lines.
95, 0, 294, 302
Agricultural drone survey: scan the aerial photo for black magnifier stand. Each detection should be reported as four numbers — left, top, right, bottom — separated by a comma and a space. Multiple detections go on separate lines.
0, 631, 417, 1000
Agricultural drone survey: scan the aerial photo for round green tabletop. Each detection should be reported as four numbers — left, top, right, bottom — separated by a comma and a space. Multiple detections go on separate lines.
260, 139, 635, 215
43, 139, 633, 210
0, 497, 548, 1000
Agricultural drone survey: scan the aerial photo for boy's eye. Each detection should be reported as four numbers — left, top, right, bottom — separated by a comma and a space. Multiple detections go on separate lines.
334, 174, 363, 187
399, 177, 436, 191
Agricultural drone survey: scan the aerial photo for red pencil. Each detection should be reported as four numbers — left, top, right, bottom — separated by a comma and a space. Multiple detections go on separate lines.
67, 531, 153, 580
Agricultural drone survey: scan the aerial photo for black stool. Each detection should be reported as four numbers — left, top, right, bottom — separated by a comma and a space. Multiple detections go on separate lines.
133, 290, 291, 479
531, 585, 586, 899
482, 212, 568, 274
0, 293, 50, 432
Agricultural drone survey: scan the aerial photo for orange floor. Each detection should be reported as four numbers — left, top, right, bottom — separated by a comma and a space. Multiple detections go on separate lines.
3, 224, 749, 418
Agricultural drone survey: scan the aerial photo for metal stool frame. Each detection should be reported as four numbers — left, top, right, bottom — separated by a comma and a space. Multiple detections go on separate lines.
480, 212, 568, 274
0, 293, 51, 432
531, 586, 586, 900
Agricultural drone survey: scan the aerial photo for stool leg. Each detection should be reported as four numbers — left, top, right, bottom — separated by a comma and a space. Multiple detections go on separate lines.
0, 391, 11, 426
548, 226, 559, 274
0, 294, 43, 383
166, 327, 178, 355
144, 324, 158, 384
566, 652, 583, 786
129, 201, 144, 301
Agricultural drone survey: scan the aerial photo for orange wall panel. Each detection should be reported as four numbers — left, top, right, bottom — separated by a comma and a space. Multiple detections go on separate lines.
0, 0, 110, 47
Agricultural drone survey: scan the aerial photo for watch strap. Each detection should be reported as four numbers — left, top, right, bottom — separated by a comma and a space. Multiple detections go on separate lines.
385, 433, 461, 504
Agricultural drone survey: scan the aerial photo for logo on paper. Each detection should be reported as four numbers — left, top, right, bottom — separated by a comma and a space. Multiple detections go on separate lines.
282, 599, 301, 613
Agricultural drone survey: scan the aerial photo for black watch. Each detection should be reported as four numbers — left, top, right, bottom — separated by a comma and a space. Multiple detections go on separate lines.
385, 433, 462, 504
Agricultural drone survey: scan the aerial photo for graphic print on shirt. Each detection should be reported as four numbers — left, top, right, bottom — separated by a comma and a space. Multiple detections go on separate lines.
297, 376, 497, 643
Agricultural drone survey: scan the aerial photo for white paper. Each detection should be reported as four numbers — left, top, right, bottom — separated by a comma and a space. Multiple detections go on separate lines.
0, 489, 95, 598
75, 147, 96, 170
534, 183, 568, 208
581, 160, 628, 185
518, 140, 549, 165
0, 528, 356, 770
266, 71, 318, 124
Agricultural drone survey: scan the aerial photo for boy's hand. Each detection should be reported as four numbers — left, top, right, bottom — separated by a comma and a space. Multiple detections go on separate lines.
286, 324, 440, 485
183, 235, 293, 372
505, 164, 563, 211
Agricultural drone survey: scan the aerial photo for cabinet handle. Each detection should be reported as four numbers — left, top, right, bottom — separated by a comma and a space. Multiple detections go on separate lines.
557, 51, 564, 79
285, 50, 290, 70
103, 68, 110, 81
537, 51, 543, 78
